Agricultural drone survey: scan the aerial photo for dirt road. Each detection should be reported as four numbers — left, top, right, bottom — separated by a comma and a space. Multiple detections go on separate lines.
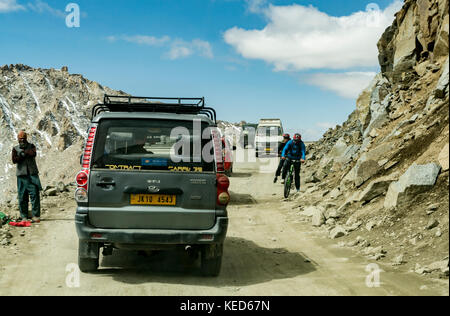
0, 151, 448, 296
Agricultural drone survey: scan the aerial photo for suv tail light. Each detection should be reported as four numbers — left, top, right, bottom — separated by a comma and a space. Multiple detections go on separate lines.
212, 128, 224, 173
75, 126, 97, 203
216, 174, 230, 206
76, 171, 88, 187
82, 127, 97, 169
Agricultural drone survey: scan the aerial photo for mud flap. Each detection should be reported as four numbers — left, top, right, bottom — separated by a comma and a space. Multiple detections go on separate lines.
202, 243, 223, 260
78, 240, 100, 259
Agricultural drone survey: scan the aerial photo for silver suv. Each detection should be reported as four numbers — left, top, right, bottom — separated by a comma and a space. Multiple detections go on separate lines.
74, 96, 230, 276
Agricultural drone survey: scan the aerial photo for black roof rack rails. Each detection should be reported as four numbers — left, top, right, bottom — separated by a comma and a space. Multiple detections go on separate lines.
92, 95, 216, 123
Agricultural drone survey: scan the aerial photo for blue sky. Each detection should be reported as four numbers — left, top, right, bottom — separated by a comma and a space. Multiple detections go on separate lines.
0, 0, 402, 140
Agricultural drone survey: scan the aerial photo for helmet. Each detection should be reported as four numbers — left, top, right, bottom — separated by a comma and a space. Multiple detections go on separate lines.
283, 133, 290, 140
293, 133, 302, 142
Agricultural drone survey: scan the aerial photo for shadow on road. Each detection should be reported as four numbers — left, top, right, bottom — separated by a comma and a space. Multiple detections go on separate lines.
96, 237, 316, 287
229, 191, 257, 205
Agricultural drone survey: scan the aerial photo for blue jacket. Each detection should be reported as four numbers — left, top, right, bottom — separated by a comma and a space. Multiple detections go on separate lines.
282, 140, 306, 160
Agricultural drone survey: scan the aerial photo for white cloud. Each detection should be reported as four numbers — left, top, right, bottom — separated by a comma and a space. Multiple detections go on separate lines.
166, 39, 214, 60
0, 0, 25, 13
167, 42, 193, 60
122, 35, 171, 46
246, 0, 268, 13
108, 35, 213, 60
224, 1, 402, 71
27, 0, 65, 18
305, 72, 376, 99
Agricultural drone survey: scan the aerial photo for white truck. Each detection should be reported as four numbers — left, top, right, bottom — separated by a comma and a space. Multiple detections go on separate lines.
254, 119, 284, 157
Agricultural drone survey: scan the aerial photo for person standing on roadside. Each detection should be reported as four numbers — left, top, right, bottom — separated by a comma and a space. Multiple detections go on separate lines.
11, 131, 42, 223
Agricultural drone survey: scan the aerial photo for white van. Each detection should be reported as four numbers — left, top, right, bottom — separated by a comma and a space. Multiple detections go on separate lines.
254, 119, 284, 157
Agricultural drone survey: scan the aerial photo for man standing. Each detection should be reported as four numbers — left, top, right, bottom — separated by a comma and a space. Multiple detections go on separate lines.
11, 131, 42, 223
281, 133, 306, 193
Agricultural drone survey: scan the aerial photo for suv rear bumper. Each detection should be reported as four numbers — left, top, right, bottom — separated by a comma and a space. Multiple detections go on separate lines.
75, 212, 228, 245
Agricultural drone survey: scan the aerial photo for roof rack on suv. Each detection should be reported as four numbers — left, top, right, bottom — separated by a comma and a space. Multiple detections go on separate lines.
92, 95, 217, 122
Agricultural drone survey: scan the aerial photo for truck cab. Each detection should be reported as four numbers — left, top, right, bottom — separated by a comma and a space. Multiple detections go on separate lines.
254, 119, 284, 157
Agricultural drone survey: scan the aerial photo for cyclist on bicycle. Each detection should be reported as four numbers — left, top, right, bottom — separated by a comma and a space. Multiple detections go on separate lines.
281, 133, 306, 193
274, 133, 291, 183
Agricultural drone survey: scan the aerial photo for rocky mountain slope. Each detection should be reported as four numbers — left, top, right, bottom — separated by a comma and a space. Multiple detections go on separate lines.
299, 0, 449, 277
0, 65, 125, 205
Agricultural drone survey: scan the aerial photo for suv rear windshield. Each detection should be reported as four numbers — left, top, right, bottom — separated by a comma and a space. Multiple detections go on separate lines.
92, 119, 215, 172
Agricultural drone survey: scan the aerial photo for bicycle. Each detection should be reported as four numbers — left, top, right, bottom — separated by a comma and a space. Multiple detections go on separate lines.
284, 159, 301, 198
284, 160, 300, 199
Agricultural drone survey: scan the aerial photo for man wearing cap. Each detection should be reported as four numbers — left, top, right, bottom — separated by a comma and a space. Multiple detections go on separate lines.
281, 133, 306, 193
274, 133, 291, 183
11, 131, 42, 223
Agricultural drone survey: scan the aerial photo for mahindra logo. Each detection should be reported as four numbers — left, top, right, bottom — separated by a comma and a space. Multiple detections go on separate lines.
148, 186, 160, 193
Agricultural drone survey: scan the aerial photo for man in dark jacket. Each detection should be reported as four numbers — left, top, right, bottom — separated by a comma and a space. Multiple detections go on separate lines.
281, 133, 306, 193
274, 134, 291, 183
12, 131, 42, 223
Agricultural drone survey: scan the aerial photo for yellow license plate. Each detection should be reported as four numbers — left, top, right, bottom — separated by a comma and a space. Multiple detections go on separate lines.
265, 148, 272, 151
130, 194, 176, 206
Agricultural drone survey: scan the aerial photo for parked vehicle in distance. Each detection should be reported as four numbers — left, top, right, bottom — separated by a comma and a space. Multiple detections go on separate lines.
74, 95, 229, 277
240, 123, 257, 149
254, 119, 284, 157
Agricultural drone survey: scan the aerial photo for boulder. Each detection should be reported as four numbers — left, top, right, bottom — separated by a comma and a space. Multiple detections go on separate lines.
392, 5, 417, 70
324, 209, 341, 220
384, 163, 442, 209
300, 206, 317, 217
355, 160, 381, 187
358, 175, 398, 203
392, 254, 406, 266
427, 260, 449, 274
325, 218, 336, 226
434, 14, 449, 58
346, 221, 363, 232
329, 188, 342, 199
56, 181, 66, 193
319, 137, 359, 171
434, 57, 449, 99
305, 174, 320, 184
356, 74, 380, 130
329, 226, 347, 239
363, 88, 392, 138
335, 145, 360, 167
44, 187, 58, 197
311, 208, 326, 227
365, 221, 377, 232
342, 143, 395, 188
438, 143, 449, 172
425, 219, 439, 230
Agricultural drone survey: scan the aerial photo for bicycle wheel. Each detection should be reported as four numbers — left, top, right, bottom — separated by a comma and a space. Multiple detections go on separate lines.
284, 172, 293, 198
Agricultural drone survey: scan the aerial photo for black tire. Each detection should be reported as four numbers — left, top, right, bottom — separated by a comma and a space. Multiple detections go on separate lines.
256, 152, 259, 158
78, 241, 99, 273
201, 244, 223, 277
78, 257, 99, 273
284, 175, 293, 199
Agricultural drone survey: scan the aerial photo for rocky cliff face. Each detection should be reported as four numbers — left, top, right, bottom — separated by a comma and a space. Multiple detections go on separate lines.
300, 0, 449, 275
0, 65, 124, 204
